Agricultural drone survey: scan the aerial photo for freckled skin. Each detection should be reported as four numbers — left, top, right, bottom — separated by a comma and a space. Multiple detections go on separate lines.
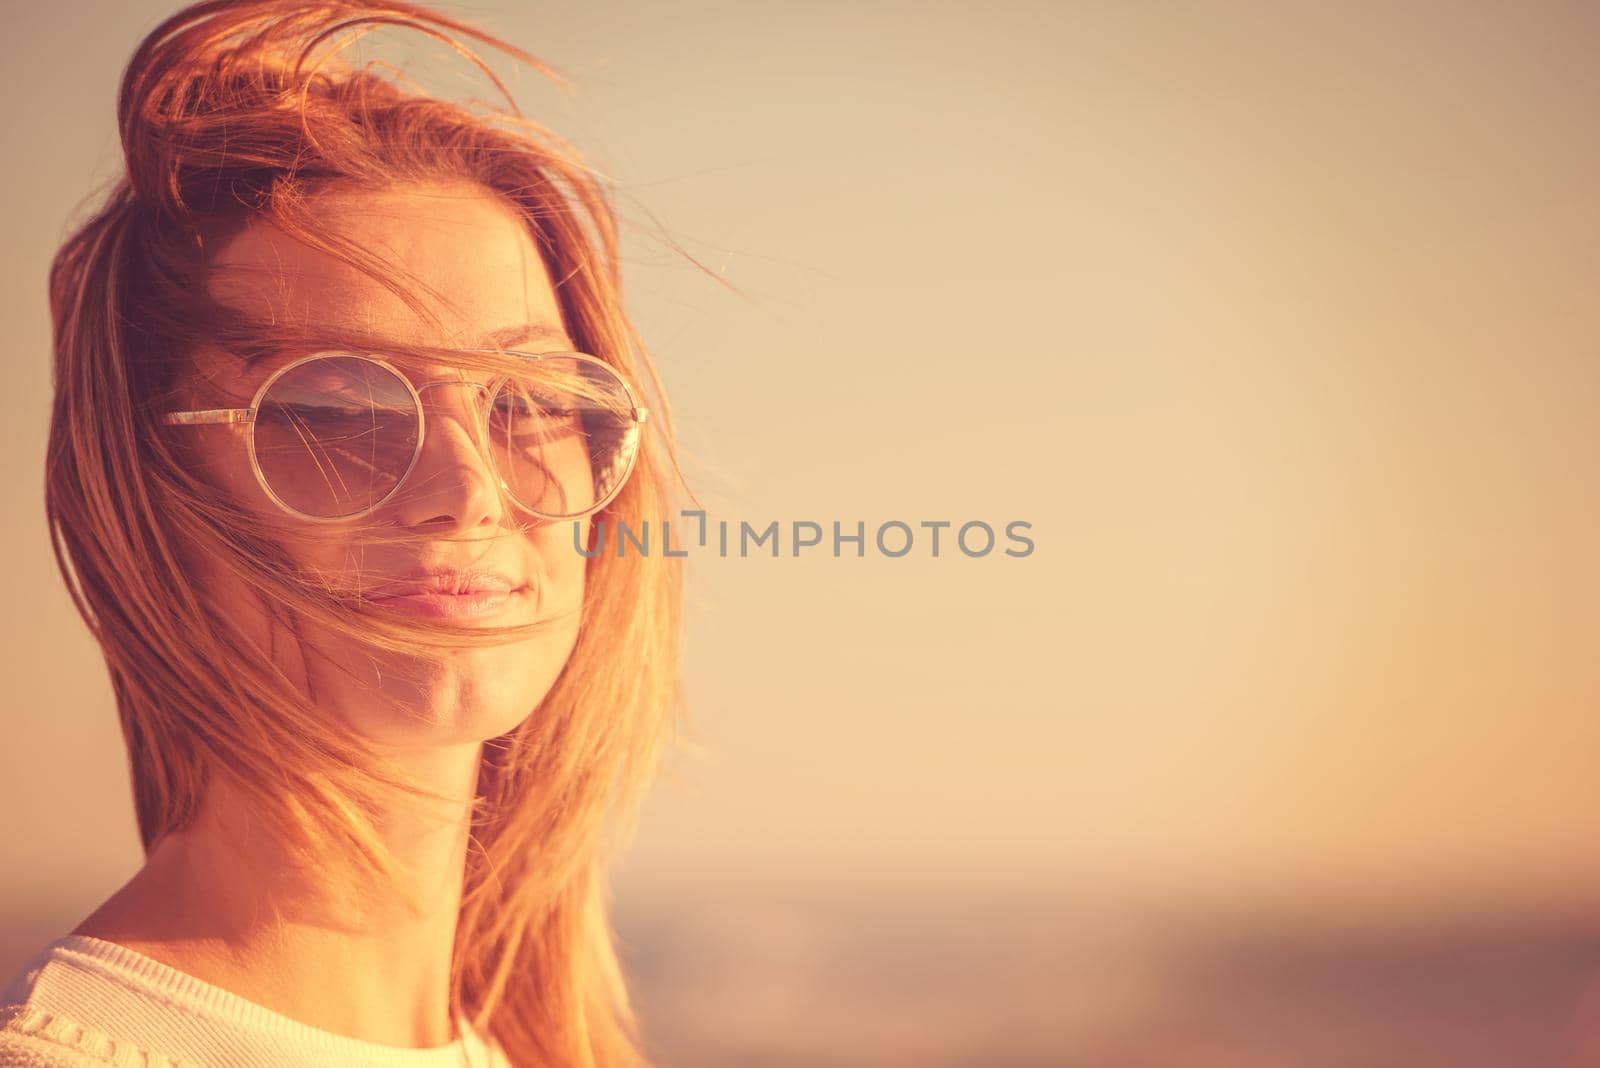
183, 183, 589, 749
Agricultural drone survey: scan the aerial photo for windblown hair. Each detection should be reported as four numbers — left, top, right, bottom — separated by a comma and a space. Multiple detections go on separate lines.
44, 2, 684, 1064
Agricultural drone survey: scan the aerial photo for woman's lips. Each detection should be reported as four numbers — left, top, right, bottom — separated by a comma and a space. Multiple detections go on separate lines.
368, 586, 524, 621
366, 572, 521, 620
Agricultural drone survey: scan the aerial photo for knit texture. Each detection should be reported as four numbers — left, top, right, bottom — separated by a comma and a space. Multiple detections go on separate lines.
0, 936, 509, 1067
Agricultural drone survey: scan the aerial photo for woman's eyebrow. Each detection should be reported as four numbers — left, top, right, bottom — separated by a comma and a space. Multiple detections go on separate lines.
473, 323, 572, 350
229, 322, 573, 363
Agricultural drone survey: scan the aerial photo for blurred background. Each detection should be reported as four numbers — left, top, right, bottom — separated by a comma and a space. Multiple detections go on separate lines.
5, 1, 1600, 1064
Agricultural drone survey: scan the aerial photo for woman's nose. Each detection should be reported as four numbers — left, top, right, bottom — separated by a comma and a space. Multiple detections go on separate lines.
388, 382, 504, 531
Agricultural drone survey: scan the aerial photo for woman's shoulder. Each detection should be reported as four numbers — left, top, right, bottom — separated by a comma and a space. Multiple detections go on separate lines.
0, 1004, 187, 1067
0, 942, 199, 1068
0, 945, 98, 1065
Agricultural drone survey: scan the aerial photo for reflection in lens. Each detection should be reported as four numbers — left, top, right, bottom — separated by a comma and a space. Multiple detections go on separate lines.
252, 355, 419, 518
488, 356, 640, 518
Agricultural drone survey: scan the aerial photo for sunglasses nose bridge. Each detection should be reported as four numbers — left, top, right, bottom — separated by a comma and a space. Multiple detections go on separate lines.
412, 378, 494, 424
409, 378, 499, 454
413, 378, 493, 399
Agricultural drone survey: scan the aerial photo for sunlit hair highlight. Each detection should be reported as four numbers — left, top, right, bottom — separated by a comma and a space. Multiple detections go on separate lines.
44, 2, 684, 1064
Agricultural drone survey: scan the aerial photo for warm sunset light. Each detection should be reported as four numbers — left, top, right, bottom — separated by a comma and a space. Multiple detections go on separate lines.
4, 3, 1599, 1066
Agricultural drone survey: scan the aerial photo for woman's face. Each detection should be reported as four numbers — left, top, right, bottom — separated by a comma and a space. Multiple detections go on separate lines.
181, 183, 588, 751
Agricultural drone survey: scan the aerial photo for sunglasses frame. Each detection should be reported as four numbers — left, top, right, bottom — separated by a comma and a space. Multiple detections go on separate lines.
160, 349, 649, 524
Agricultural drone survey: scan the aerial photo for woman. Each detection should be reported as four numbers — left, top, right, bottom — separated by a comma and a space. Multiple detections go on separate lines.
0, 1, 683, 1065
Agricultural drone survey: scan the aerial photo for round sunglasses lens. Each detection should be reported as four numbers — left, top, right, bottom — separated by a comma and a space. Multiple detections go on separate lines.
252, 356, 419, 518
488, 356, 640, 518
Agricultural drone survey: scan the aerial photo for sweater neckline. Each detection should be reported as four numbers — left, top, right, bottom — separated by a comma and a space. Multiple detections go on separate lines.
36, 934, 492, 1066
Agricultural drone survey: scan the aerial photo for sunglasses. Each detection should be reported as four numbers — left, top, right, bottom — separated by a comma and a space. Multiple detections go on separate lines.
160, 350, 647, 523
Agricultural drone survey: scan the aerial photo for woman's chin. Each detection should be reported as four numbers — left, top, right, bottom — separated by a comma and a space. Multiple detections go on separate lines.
380, 667, 548, 741
310, 644, 556, 748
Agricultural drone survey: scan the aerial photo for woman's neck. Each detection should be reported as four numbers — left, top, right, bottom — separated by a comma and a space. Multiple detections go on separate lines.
70, 740, 484, 1049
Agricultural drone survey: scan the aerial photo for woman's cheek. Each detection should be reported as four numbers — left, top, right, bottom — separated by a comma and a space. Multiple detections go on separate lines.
530, 518, 587, 618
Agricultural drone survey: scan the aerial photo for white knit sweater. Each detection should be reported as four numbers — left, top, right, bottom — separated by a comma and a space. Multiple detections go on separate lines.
0, 936, 511, 1067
